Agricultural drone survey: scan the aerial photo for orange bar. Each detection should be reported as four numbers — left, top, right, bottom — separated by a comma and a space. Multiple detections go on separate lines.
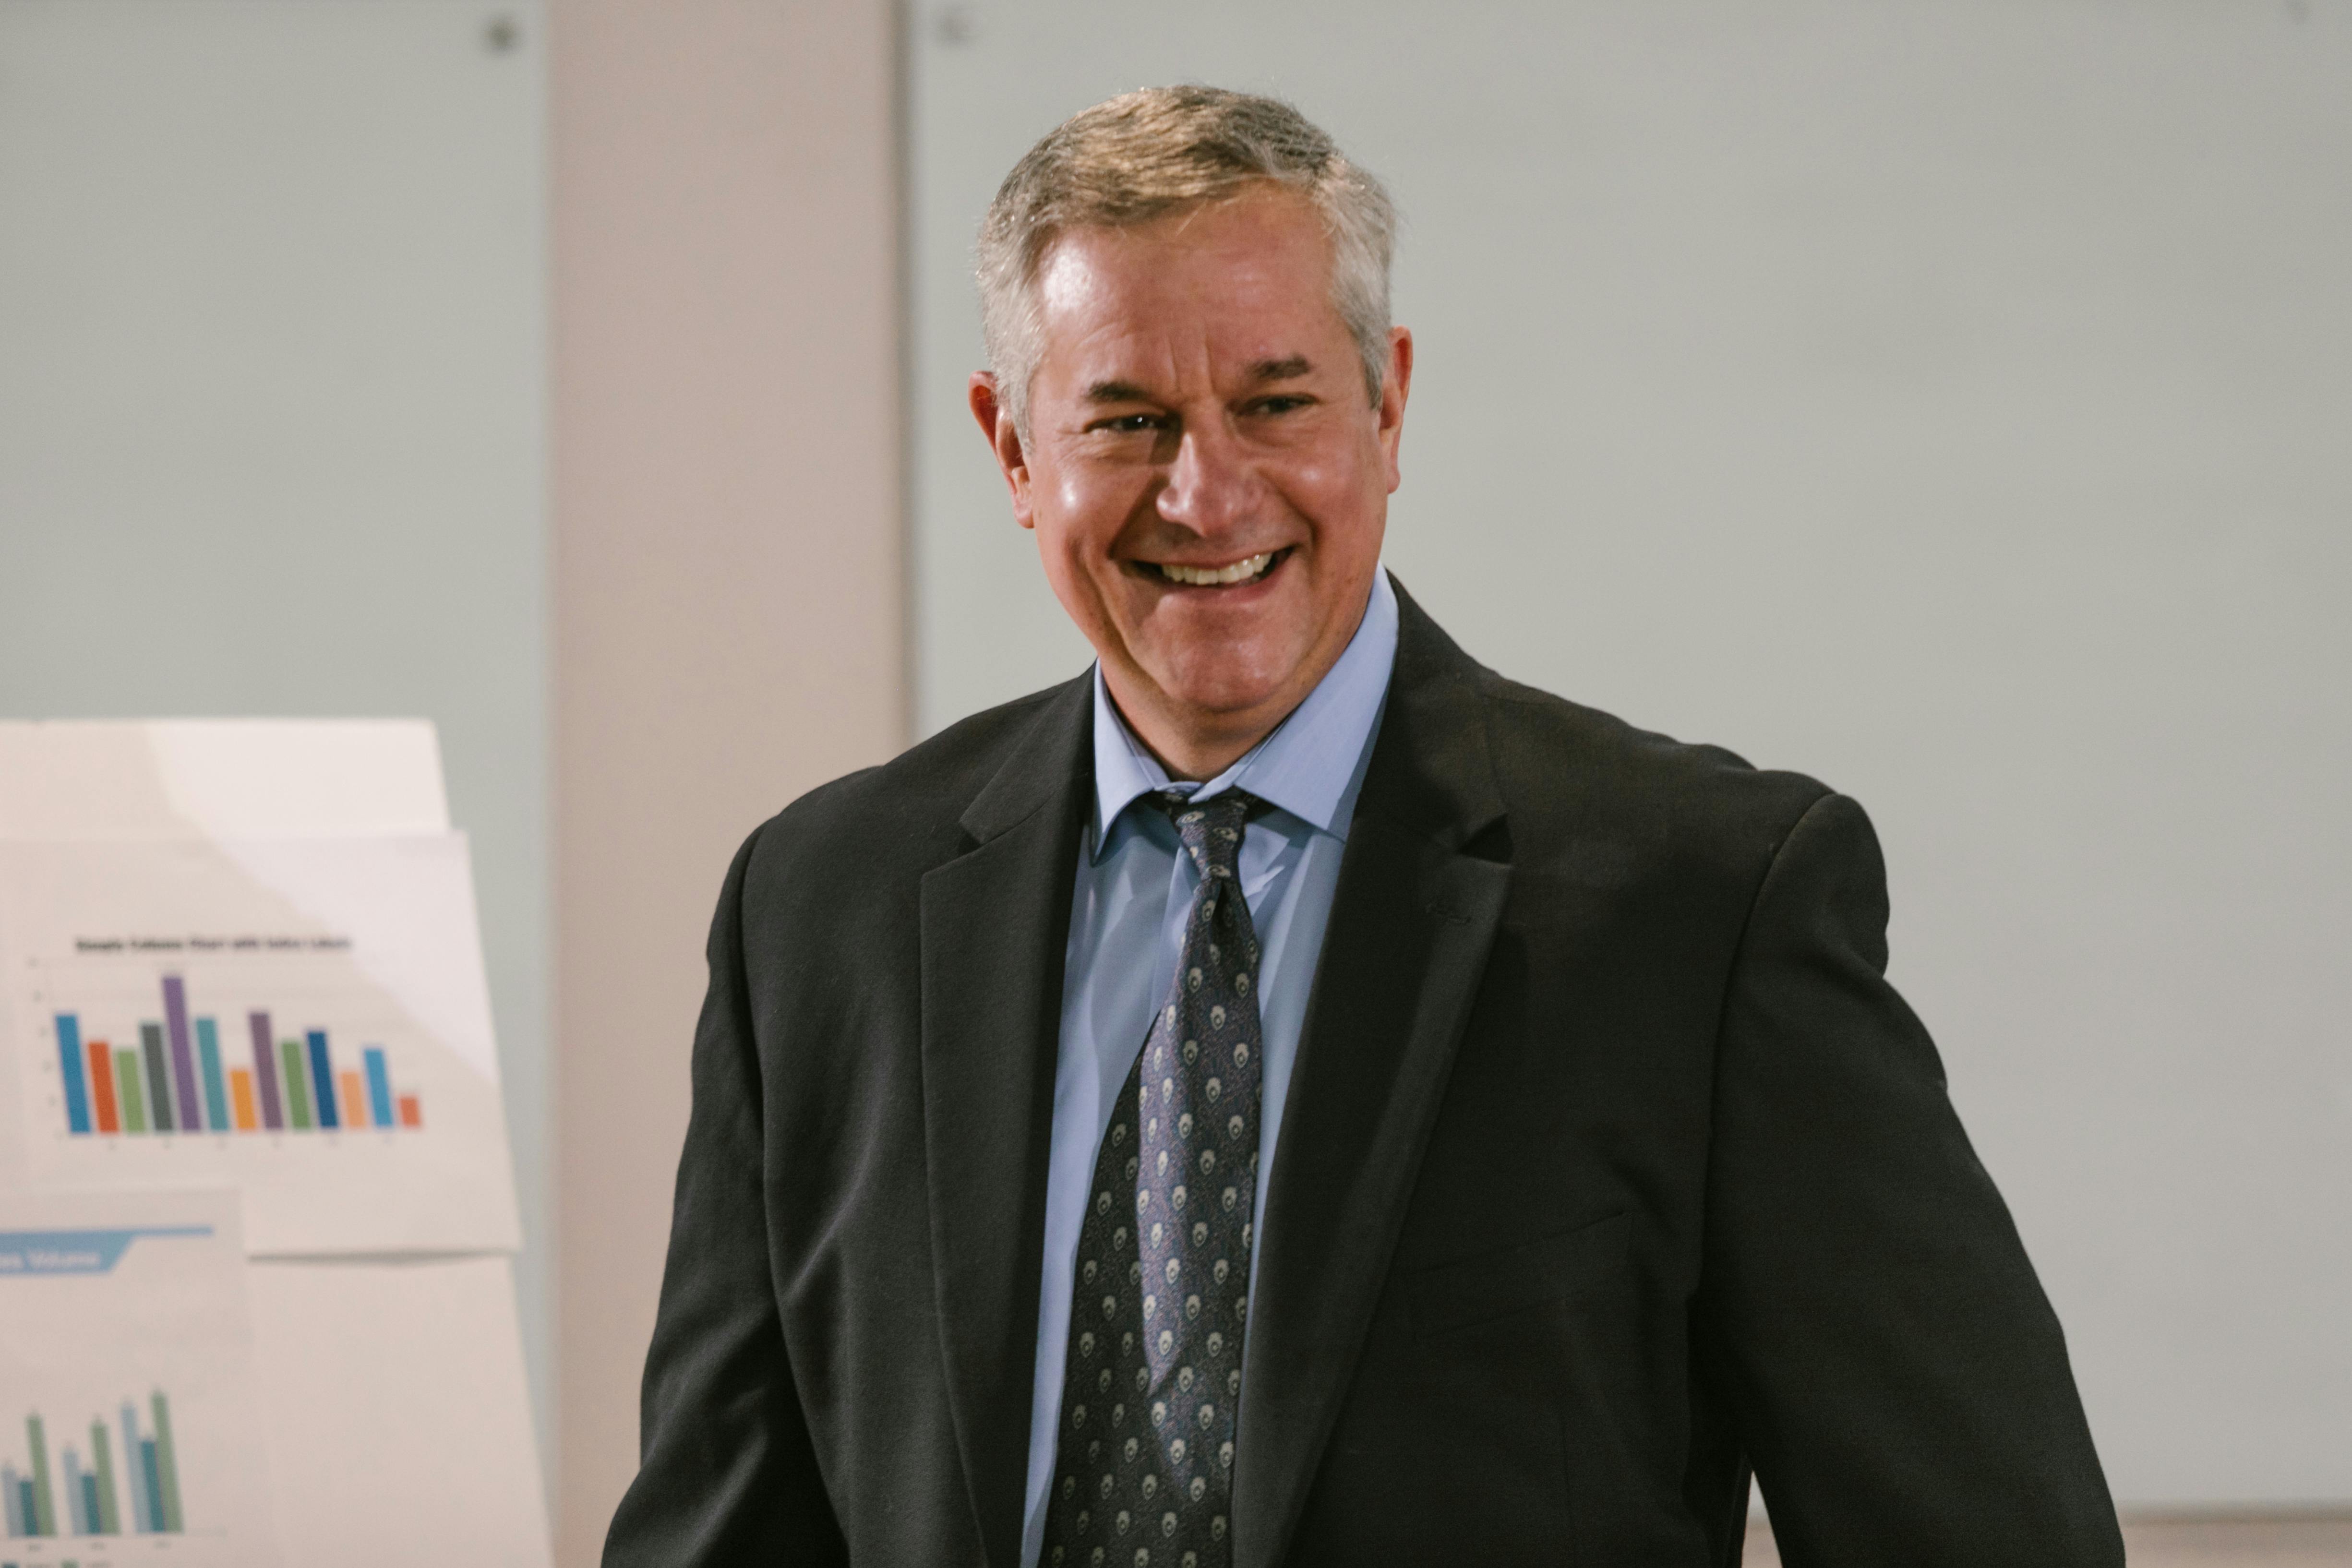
87, 1039, 120, 1134
230, 1068, 259, 1131
396, 1093, 422, 1129
339, 1071, 369, 1129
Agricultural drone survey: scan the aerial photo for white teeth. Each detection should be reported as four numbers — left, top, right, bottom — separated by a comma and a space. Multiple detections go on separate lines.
1158, 552, 1274, 587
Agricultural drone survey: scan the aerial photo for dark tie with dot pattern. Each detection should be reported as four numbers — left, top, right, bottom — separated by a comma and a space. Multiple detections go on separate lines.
1042, 790, 1265, 1568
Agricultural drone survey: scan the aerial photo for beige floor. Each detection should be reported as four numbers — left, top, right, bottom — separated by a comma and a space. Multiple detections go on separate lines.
1743, 1515, 2352, 1565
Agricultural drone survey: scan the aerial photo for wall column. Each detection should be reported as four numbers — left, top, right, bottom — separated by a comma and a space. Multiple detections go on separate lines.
549, 2, 904, 1559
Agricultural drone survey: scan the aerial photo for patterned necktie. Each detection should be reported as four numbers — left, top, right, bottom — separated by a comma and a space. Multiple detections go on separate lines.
1043, 790, 1265, 1568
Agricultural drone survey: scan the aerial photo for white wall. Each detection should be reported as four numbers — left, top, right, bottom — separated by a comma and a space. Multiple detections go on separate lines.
910, 0, 2352, 1503
0, 0, 552, 1455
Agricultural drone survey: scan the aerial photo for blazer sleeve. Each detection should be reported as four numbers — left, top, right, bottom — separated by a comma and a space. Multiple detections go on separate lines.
1696, 792, 2123, 1568
602, 827, 848, 1567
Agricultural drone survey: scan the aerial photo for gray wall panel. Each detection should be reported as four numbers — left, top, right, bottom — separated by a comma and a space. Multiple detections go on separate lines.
0, 0, 551, 1461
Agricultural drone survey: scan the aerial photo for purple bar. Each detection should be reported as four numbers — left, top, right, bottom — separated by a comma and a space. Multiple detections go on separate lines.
248, 1010, 284, 1130
161, 976, 205, 1132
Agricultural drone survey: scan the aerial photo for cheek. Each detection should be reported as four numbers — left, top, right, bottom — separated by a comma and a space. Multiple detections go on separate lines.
1278, 447, 1386, 555
1047, 463, 1096, 521
1043, 461, 1145, 563
1030, 482, 1138, 626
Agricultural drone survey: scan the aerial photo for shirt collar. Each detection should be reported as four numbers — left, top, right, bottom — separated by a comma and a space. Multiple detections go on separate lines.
1090, 570, 1400, 860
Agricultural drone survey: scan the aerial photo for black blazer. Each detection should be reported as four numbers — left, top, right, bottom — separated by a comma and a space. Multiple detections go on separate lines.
605, 580, 2122, 1568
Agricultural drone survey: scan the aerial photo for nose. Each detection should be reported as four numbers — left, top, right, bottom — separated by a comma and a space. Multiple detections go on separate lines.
1156, 421, 1255, 539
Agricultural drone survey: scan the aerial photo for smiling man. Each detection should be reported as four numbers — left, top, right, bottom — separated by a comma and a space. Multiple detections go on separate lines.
973, 170, 1404, 784
603, 88, 2123, 1568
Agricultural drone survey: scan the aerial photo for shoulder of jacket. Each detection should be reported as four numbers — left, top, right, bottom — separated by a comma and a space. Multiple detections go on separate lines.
1468, 666, 1832, 849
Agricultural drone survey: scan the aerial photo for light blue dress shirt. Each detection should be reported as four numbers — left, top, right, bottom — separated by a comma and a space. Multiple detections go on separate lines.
1018, 571, 1400, 1567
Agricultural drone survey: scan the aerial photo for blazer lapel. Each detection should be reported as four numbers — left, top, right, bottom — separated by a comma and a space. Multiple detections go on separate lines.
1233, 585, 1513, 1568
920, 678, 1093, 1568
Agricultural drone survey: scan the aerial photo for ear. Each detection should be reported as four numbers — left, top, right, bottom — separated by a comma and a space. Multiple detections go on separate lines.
1377, 326, 1414, 494
970, 371, 1037, 529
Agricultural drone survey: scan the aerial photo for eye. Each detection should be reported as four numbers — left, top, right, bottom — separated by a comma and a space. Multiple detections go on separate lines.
1086, 412, 1167, 434
1247, 394, 1314, 416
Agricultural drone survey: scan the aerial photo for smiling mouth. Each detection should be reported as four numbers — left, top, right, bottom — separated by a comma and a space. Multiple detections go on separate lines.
1151, 548, 1288, 587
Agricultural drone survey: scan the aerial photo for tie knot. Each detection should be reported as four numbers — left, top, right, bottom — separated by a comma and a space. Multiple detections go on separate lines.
1160, 790, 1254, 879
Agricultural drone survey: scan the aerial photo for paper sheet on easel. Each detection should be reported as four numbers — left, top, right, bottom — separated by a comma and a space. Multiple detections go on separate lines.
0, 719, 448, 840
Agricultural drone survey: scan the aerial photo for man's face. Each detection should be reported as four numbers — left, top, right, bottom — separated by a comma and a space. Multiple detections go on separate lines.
972, 188, 1410, 766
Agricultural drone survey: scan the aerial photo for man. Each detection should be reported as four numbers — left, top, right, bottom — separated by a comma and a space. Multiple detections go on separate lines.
605, 87, 2122, 1567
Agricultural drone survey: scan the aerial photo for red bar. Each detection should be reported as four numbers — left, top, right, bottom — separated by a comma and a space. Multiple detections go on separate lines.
87, 1038, 120, 1134
396, 1093, 422, 1129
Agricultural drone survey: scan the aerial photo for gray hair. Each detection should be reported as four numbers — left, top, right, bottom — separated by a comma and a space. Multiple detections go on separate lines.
977, 85, 1397, 442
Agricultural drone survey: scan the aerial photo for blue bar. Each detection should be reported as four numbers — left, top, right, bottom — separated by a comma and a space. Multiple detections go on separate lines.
363, 1047, 394, 1128
306, 1030, 340, 1129
194, 1019, 229, 1133
57, 1452, 79, 1536
80, 1475, 98, 1538
55, 1015, 92, 1136
117, 1406, 144, 1536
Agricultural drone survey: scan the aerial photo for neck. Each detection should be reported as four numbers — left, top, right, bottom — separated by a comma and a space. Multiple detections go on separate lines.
1107, 687, 1286, 783
1103, 594, 1375, 781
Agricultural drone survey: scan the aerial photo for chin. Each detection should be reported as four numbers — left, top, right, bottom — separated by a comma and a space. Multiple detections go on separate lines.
1152, 651, 1295, 723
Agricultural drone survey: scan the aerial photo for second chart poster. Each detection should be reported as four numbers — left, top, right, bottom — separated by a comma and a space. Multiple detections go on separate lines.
0, 1190, 283, 1567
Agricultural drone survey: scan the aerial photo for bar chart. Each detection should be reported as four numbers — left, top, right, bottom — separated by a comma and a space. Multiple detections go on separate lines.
48, 973, 424, 1140
3, 835, 521, 1255
0, 1392, 187, 1542
0, 1194, 281, 1566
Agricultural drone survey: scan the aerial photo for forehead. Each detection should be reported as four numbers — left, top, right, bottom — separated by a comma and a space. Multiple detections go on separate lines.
1031, 191, 1348, 374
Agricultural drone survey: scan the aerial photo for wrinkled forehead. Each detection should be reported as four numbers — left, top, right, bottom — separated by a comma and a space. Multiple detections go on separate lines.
1029, 194, 1348, 384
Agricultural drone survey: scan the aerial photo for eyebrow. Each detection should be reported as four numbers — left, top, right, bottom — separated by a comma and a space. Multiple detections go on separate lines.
1082, 357, 1315, 406
1248, 355, 1313, 383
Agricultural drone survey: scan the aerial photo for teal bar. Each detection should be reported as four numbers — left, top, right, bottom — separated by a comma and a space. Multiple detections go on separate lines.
194, 1019, 230, 1133
137, 1442, 160, 1534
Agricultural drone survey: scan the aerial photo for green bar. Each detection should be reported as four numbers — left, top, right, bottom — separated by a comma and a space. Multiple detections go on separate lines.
279, 1040, 313, 1129
88, 1421, 119, 1535
147, 1394, 182, 1533
26, 1414, 55, 1537
115, 1049, 148, 1134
